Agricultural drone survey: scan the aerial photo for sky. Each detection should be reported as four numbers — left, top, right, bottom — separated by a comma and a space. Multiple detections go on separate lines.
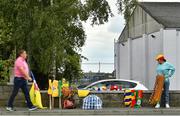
80, 0, 180, 73
81, 0, 125, 73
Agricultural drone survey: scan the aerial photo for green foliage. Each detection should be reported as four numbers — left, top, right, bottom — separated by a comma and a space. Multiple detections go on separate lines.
0, 50, 15, 84
0, 0, 113, 85
116, 0, 138, 23
0, 60, 10, 84
82, 0, 113, 25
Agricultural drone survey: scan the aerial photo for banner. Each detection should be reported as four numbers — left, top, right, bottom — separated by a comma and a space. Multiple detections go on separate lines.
29, 72, 46, 109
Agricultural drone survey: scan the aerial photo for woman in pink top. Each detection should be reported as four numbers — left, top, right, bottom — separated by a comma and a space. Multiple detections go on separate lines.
6, 50, 37, 111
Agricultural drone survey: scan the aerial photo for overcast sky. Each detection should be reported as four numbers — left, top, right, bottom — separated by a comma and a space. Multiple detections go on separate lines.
80, 0, 124, 73
80, 0, 180, 73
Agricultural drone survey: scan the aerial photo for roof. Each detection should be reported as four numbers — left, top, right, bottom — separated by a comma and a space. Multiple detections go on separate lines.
139, 2, 180, 28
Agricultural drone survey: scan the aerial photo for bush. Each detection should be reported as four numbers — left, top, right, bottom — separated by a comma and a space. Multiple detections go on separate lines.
0, 59, 13, 84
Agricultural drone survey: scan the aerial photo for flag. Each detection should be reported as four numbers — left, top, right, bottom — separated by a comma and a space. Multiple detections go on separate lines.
48, 79, 52, 95
29, 72, 46, 109
62, 78, 69, 87
124, 90, 132, 106
134, 90, 143, 108
52, 80, 59, 97
58, 80, 62, 97
130, 90, 136, 108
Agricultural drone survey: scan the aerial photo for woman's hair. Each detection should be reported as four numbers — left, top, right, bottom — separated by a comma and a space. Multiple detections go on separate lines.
18, 49, 26, 57
163, 59, 166, 62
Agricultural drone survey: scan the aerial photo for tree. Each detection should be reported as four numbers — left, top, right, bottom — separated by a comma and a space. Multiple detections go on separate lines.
116, 0, 138, 23
0, 0, 113, 85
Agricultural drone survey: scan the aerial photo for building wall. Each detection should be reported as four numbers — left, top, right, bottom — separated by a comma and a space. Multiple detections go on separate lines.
118, 6, 163, 44
128, 6, 162, 38
114, 42, 120, 79
177, 31, 180, 90
116, 29, 180, 90
116, 31, 164, 90
146, 31, 163, 89
128, 31, 162, 89
163, 29, 180, 90
131, 37, 146, 84
116, 5, 180, 90
118, 42, 129, 80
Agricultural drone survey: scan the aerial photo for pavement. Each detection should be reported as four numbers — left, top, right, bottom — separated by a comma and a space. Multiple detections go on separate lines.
1, 107, 180, 115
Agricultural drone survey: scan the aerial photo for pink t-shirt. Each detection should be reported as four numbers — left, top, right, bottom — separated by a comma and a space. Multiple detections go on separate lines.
14, 56, 29, 78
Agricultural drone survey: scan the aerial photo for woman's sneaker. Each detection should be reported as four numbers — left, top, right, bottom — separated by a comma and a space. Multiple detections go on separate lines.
29, 106, 37, 111
166, 104, 170, 108
6, 107, 15, 111
155, 103, 160, 108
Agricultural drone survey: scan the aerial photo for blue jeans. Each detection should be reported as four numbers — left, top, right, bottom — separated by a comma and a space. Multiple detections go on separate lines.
161, 81, 170, 104
7, 77, 33, 108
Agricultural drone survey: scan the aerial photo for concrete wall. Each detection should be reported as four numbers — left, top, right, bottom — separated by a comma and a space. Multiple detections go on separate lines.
114, 42, 120, 79
116, 4, 180, 90
147, 31, 163, 89
131, 37, 146, 84
128, 6, 162, 39
117, 42, 130, 79
1, 85, 180, 108
116, 31, 163, 90
118, 6, 163, 43
163, 29, 180, 90
177, 31, 180, 90
116, 29, 180, 90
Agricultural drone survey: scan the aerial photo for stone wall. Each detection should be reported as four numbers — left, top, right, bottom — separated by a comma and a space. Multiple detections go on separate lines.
1, 85, 180, 108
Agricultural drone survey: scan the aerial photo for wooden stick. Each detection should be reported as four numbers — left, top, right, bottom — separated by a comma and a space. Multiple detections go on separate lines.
59, 97, 62, 109
49, 95, 52, 110
52, 97, 54, 109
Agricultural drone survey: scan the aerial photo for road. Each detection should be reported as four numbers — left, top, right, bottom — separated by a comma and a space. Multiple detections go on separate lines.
1, 107, 180, 115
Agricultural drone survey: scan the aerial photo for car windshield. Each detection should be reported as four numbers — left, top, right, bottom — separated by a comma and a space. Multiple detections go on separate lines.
87, 80, 137, 91
77, 84, 89, 89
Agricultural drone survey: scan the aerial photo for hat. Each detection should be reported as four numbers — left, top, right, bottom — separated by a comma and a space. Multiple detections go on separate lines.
156, 54, 165, 61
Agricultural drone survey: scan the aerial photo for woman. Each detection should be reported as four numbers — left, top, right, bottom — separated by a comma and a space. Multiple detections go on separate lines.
155, 54, 175, 108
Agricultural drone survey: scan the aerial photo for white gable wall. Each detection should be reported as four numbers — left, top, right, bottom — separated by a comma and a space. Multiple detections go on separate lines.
177, 31, 180, 90
131, 37, 146, 85
116, 29, 180, 90
119, 42, 130, 80
116, 4, 180, 90
114, 42, 120, 79
117, 31, 163, 89
147, 31, 163, 89
163, 29, 179, 90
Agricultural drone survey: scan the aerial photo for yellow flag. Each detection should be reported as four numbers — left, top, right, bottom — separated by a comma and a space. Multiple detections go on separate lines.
47, 79, 52, 95
62, 78, 69, 87
52, 80, 59, 97
29, 83, 46, 109
78, 90, 90, 97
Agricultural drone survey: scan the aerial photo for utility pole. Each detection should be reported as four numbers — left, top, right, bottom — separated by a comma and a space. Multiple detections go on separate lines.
98, 62, 101, 73
50, 0, 56, 80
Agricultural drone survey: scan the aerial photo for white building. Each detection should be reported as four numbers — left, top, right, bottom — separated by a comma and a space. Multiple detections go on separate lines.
114, 2, 180, 90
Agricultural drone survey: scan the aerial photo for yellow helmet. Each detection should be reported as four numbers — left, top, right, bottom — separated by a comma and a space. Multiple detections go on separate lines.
156, 54, 165, 61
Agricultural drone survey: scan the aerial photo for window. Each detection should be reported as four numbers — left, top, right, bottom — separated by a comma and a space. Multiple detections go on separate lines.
87, 81, 110, 90
86, 80, 137, 91
112, 81, 137, 89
